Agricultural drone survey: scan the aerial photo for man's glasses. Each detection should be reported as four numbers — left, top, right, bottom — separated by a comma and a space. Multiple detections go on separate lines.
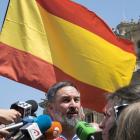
114, 104, 129, 124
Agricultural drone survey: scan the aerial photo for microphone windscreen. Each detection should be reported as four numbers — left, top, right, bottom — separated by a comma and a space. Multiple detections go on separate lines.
25, 100, 38, 114
74, 121, 95, 140
20, 116, 36, 124
33, 114, 52, 133
44, 122, 62, 140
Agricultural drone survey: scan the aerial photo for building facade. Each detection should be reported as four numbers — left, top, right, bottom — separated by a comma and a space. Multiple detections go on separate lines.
39, 17, 140, 124
113, 17, 140, 83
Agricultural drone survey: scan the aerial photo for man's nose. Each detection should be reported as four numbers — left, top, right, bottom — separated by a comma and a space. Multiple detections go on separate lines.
69, 99, 76, 107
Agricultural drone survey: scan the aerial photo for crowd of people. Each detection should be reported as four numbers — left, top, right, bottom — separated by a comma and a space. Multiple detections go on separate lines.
1, 81, 140, 140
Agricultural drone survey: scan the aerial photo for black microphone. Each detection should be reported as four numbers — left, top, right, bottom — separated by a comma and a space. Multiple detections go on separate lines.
10, 100, 38, 119
10, 101, 32, 119
6, 130, 19, 140
6, 100, 38, 139
25, 100, 38, 115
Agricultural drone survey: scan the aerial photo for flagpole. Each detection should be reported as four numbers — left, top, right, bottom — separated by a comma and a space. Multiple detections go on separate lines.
0, 0, 10, 33
122, 0, 126, 21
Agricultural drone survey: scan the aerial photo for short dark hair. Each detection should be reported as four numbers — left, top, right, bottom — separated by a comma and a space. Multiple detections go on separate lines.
107, 84, 140, 106
47, 81, 80, 103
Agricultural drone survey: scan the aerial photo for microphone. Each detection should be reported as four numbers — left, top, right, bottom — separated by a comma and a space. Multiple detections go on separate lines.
25, 100, 38, 115
93, 131, 103, 140
5, 116, 36, 140
1, 116, 36, 132
74, 121, 95, 140
10, 100, 38, 119
43, 122, 62, 140
16, 114, 52, 140
10, 101, 32, 119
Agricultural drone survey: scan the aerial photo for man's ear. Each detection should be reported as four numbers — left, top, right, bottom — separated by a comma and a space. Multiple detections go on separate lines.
48, 103, 55, 114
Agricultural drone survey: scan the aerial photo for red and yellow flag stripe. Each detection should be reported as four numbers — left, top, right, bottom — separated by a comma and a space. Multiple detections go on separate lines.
0, 0, 136, 112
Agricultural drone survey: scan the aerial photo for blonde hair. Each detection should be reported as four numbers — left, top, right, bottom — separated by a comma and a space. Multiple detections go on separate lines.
115, 102, 140, 140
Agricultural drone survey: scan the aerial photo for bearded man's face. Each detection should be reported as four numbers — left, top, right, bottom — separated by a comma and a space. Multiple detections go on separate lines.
51, 86, 81, 127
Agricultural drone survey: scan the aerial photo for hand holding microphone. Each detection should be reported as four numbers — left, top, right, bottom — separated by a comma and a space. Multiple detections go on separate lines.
0, 109, 21, 125
0, 100, 38, 125
0, 129, 9, 140
1, 116, 36, 132
10, 101, 32, 119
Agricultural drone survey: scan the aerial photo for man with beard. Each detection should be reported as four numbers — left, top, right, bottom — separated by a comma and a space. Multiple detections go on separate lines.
47, 81, 81, 140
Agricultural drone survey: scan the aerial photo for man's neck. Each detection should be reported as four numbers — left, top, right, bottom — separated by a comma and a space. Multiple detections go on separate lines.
61, 124, 75, 140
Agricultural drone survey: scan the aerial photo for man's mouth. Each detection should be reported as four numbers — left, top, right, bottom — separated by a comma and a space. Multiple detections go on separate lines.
67, 111, 78, 116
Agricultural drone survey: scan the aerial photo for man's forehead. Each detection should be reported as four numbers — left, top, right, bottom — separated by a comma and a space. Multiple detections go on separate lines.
56, 86, 80, 97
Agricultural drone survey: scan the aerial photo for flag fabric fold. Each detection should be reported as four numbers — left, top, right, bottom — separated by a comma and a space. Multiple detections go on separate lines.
0, 0, 136, 113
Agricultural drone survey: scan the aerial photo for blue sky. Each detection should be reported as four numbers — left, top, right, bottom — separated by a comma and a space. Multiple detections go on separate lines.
0, 0, 140, 116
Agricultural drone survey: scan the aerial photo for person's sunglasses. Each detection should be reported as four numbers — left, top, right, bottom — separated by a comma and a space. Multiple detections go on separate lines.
114, 104, 129, 124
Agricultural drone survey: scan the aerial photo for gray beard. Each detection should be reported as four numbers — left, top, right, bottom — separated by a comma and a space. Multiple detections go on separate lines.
54, 106, 81, 127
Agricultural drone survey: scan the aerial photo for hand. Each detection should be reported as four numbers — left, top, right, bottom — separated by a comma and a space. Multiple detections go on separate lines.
89, 122, 102, 131
9, 137, 16, 140
0, 109, 21, 125
0, 129, 9, 140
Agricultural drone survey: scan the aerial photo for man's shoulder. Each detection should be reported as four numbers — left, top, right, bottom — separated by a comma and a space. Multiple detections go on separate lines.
73, 134, 80, 140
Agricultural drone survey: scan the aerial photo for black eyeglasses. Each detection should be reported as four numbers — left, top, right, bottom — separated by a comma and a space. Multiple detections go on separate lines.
114, 104, 129, 124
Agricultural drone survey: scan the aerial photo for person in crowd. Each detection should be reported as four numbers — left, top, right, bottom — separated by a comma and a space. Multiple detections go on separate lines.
0, 109, 21, 140
0, 129, 9, 140
47, 81, 81, 140
108, 124, 116, 140
115, 102, 140, 140
99, 84, 140, 140
90, 122, 102, 132
0, 109, 21, 125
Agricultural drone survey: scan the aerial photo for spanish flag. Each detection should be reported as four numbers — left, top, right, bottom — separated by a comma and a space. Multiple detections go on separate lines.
0, 0, 136, 113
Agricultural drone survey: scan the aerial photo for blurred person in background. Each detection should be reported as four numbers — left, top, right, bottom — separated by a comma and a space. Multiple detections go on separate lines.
115, 102, 140, 140
99, 84, 140, 140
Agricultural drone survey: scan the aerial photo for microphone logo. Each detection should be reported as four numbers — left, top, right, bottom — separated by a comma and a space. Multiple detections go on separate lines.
18, 102, 29, 107
53, 127, 60, 137
84, 122, 92, 127
32, 129, 40, 136
76, 126, 83, 137
17, 108, 23, 114
28, 116, 34, 119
